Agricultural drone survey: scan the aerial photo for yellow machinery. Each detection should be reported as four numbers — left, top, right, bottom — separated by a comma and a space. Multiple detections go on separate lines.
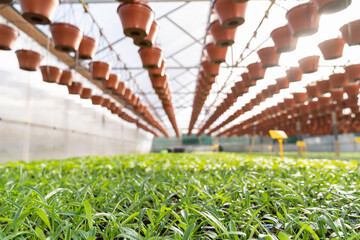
269, 130, 288, 159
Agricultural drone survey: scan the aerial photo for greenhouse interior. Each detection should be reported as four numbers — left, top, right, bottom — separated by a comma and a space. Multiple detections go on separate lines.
1, 0, 360, 239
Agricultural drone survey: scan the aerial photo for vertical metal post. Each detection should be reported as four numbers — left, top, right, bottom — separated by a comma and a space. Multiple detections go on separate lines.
249, 126, 256, 154
331, 111, 340, 157
296, 120, 302, 156
260, 131, 264, 154
279, 139, 284, 160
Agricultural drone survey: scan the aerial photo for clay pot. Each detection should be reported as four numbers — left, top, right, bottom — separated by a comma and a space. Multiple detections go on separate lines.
50, 22, 83, 52
80, 88, 92, 99
105, 74, 119, 90
344, 82, 359, 97
286, 67, 303, 82
202, 60, 220, 77
308, 100, 319, 110
330, 89, 344, 101
329, 73, 348, 88
241, 72, 255, 88
318, 96, 331, 105
0, 0, 12, 3
138, 46, 163, 69
40, 66, 62, 83
286, 2, 320, 38
123, 88, 132, 101
205, 42, 228, 64
276, 77, 289, 90
257, 46, 280, 68
313, 0, 351, 14
344, 97, 358, 107
318, 38, 345, 60
78, 36, 97, 60
19, 0, 59, 25
117, 1, 154, 39
298, 55, 320, 74
0, 23, 18, 50
213, 0, 248, 29
68, 82, 83, 95
101, 98, 111, 108
15, 49, 42, 71
284, 98, 296, 108
59, 69, 72, 86
317, 79, 332, 94
345, 64, 360, 82
134, 20, 158, 48
270, 25, 298, 53
209, 20, 237, 47
293, 92, 308, 103
114, 82, 126, 95
247, 62, 266, 81
306, 85, 320, 98
340, 19, 360, 46
151, 75, 167, 89
202, 75, 216, 85
90, 61, 111, 80
268, 84, 279, 95
91, 95, 103, 105
148, 60, 165, 77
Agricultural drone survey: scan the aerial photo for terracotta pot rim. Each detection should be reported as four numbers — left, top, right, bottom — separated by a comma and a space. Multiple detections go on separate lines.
270, 25, 289, 37
82, 35, 97, 43
298, 55, 320, 63
117, 1, 153, 14
15, 49, 42, 57
286, 2, 313, 19
0, 23, 18, 35
138, 46, 162, 53
40, 65, 59, 69
51, 22, 81, 32
90, 61, 111, 66
318, 37, 345, 47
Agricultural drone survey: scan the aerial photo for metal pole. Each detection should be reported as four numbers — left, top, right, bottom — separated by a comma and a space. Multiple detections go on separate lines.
331, 111, 340, 157
296, 120, 302, 156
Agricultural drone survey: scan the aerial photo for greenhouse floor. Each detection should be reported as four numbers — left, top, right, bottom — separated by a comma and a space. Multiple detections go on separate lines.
0, 153, 359, 239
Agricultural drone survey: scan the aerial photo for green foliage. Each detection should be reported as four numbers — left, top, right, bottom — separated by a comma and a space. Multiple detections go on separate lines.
0, 153, 359, 239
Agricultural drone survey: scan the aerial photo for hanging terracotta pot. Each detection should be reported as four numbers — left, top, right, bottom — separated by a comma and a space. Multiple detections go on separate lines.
0, 23, 18, 50
344, 82, 359, 97
276, 77, 289, 90
329, 73, 348, 88
318, 96, 331, 105
270, 25, 298, 53
257, 46, 280, 68
148, 60, 166, 77
318, 38, 345, 60
114, 82, 126, 96
138, 46, 163, 69
101, 98, 111, 108
50, 22, 83, 52
105, 73, 119, 90
306, 85, 320, 98
80, 88, 92, 99
313, 0, 351, 14
247, 62, 266, 81
298, 55, 320, 73
209, 20, 237, 47
293, 92, 308, 103
286, 67, 303, 82
202, 75, 216, 85
91, 95, 103, 105
330, 89, 344, 101
134, 20, 158, 48
205, 42, 228, 64
284, 98, 296, 109
202, 60, 220, 77
213, 0, 248, 29
117, 1, 154, 39
0, 0, 12, 3
241, 72, 254, 88
123, 88, 132, 101
344, 97, 358, 108
19, 0, 59, 25
151, 75, 167, 89
40, 66, 62, 83
15, 49, 42, 71
345, 64, 360, 82
317, 79, 331, 94
286, 2, 320, 38
68, 82, 83, 95
308, 100, 319, 110
268, 84, 279, 95
340, 19, 360, 46
58, 69, 72, 86
78, 36, 97, 60
90, 61, 111, 80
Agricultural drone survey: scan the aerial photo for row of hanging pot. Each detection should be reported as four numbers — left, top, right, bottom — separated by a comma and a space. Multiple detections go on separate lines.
196, 14, 360, 136
117, 0, 179, 136
189, 0, 358, 135
0, 0, 167, 136
217, 89, 360, 138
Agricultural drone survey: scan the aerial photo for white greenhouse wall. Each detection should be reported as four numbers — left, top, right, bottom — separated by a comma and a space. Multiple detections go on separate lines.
0, 31, 153, 164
